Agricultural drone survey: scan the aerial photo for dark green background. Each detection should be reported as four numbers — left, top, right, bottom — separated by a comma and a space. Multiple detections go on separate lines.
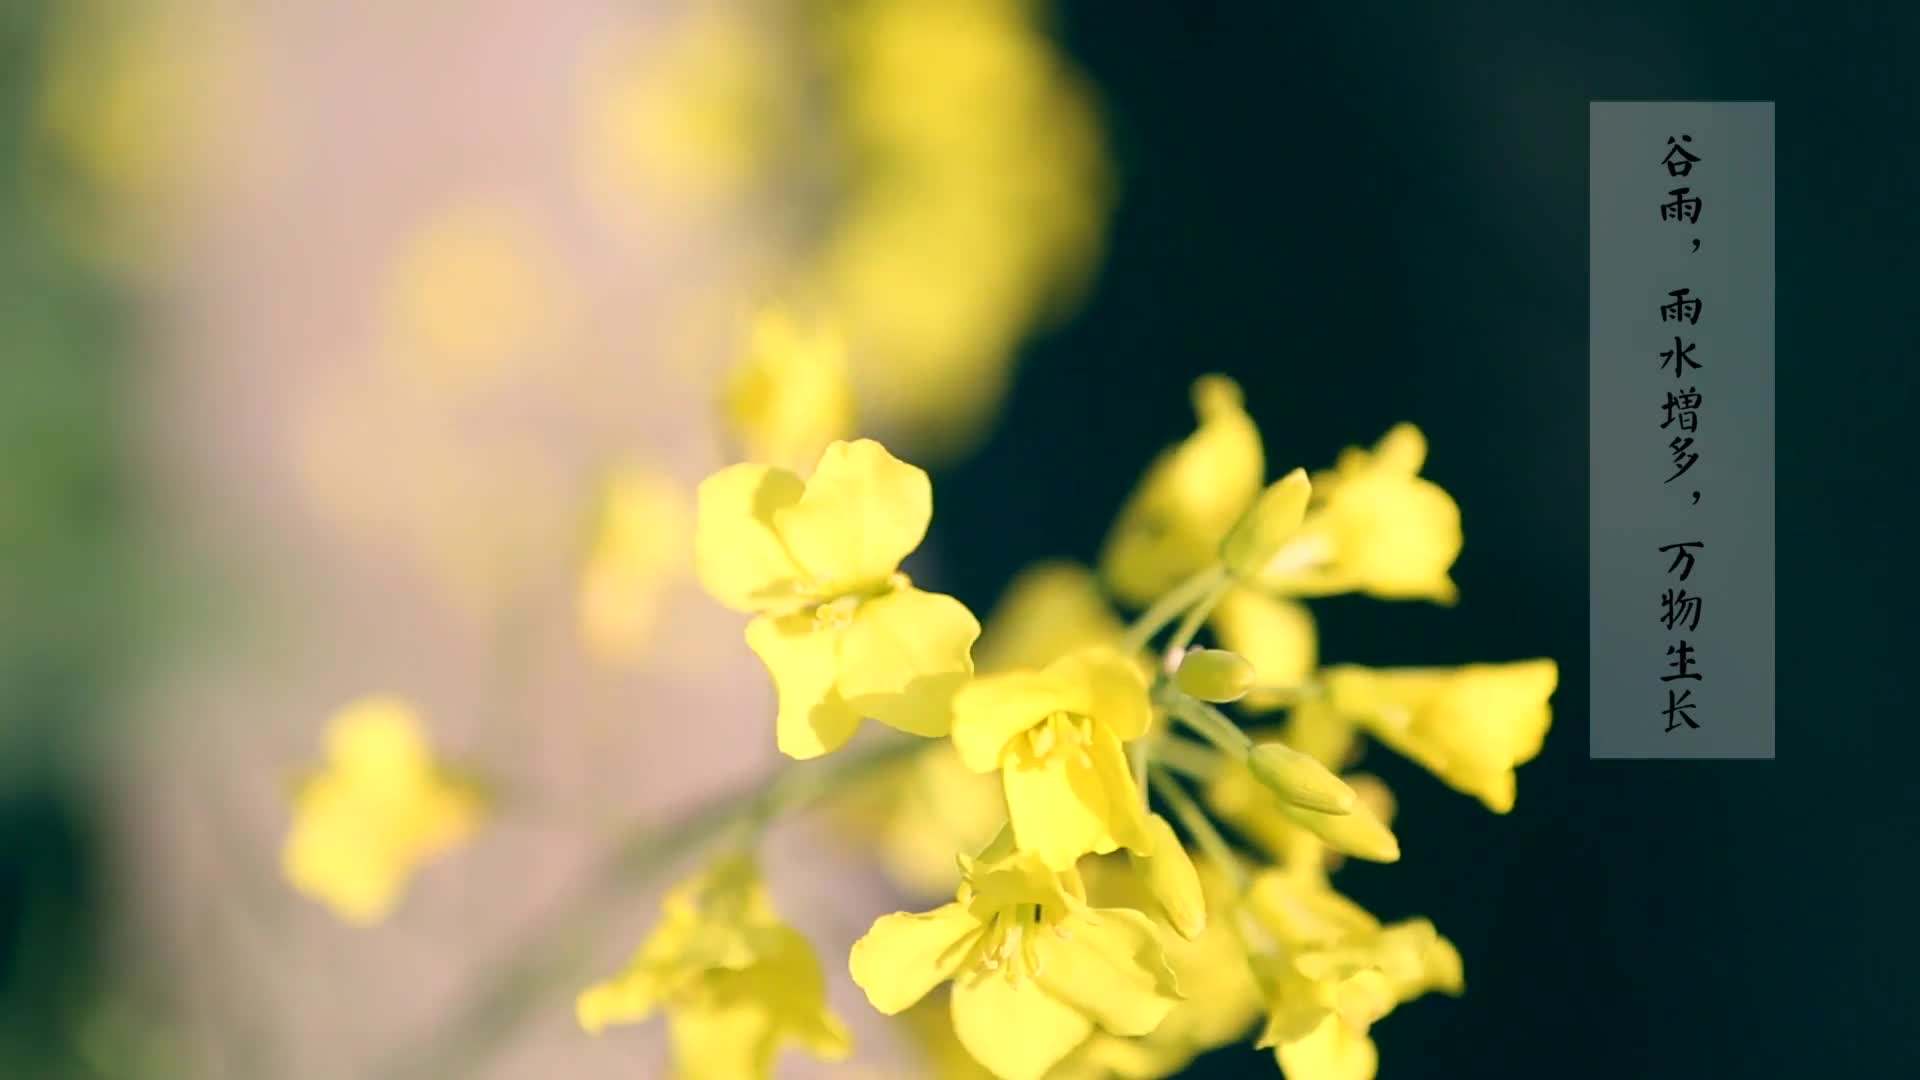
935, 1, 1920, 1076
5, 0, 1917, 1076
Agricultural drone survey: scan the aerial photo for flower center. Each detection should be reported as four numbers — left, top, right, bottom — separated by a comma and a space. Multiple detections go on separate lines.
1013, 711, 1096, 769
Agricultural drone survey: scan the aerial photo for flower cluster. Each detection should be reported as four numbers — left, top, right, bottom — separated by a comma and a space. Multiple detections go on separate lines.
568, 373, 1555, 1079
276, 366, 1553, 1080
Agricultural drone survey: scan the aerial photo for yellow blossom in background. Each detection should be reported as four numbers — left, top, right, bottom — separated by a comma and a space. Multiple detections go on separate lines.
577, 855, 851, 1079
695, 439, 979, 757
577, 464, 691, 664
973, 561, 1125, 674
578, 7, 788, 216
951, 648, 1154, 870
1211, 588, 1319, 710
281, 697, 482, 926
1322, 660, 1559, 812
31, 0, 253, 269
723, 308, 857, 471
1259, 424, 1463, 603
850, 835, 1181, 1080
1100, 376, 1264, 605
806, 0, 1111, 456
380, 199, 567, 388
1242, 871, 1462, 1080
829, 742, 1005, 899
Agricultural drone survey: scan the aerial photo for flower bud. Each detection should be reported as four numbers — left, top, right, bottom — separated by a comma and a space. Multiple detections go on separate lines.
1219, 468, 1311, 580
1128, 814, 1207, 941
1283, 799, 1401, 863
1174, 648, 1256, 703
1247, 742, 1356, 815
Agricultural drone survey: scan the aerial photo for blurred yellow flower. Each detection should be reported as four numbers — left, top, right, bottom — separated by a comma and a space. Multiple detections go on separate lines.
723, 308, 857, 471
578, 8, 787, 215
1323, 660, 1559, 812
850, 837, 1181, 1080
1260, 424, 1463, 604
807, 0, 1111, 456
282, 697, 482, 925
1100, 376, 1264, 606
695, 439, 979, 757
973, 561, 1124, 674
32, 0, 252, 267
578, 855, 851, 1079
1243, 871, 1463, 1080
577, 464, 691, 664
951, 647, 1154, 870
380, 199, 566, 387
830, 741, 1005, 899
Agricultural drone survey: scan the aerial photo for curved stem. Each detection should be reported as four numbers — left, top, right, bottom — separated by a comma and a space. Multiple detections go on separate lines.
1119, 564, 1227, 657
380, 735, 922, 1080
1149, 766, 1247, 891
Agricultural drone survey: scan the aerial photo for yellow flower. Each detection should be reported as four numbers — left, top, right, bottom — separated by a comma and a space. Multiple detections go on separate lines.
1099, 376, 1263, 606
973, 560, 1124, 674
1050, 861, 1263, 1080
577, 464, 689, 663
1209, 589, 1318, 712
1322, 660, 1558, 813
950, 648, 1154, 870
1242, 871, 1463, 1080
577, 855, 851, 1079
808, 0, 1111, 457
695, 439, 980, 758
1259, 424, 1463, 604
281, 697, 482, 925
849, 837, 1182, 1080
723, 308, 856, 472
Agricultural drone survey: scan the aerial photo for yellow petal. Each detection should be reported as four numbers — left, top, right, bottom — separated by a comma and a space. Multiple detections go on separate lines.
1034, 908, 1182, 1036
1275, 1015, 1379, 1080
850, 903, 983, 1015
1128, 814, 1208, 941
1055, 647, 1153, 742
1085, 723, 1152, 853
667, 1002, 779, 1080
575, 966, 661, 1035
950, 971, 1094, 1080
975, 561, 1124, 673
836, 586, 980, 738
773, 439, 931, 594
1004, 752, 1113, 870
695, 463, 806, 612
951, 670, 1082, 772
745, 613, 862, 759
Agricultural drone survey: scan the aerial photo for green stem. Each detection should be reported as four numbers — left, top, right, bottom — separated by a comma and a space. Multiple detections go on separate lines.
1166, 575, 1232, 658
1119, 565, 1227, 656
379, 734, 923, 1080
1162, 688, 1253, 756
1149, 766, 1247, 890
1153, 734, 1225, 783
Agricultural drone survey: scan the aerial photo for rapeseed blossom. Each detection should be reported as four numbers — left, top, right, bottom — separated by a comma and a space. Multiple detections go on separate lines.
577, 855, 851, 1079
722, 308, 857, 472
695, 438, 980, 757
282, 697, 482, 925
850, 833, 1181, 1080
950, 647, 1155, 870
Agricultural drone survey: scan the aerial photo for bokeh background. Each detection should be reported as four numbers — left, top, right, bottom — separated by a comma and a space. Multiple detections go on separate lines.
4, 1, 1917, 1077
